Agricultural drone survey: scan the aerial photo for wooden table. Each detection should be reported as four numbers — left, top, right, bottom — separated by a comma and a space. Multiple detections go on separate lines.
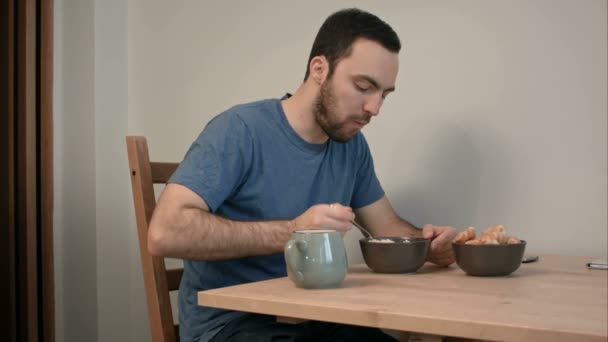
198, 255, 607, 342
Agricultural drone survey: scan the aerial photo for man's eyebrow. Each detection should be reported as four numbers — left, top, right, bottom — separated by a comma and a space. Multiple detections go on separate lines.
354, 74, 396, 92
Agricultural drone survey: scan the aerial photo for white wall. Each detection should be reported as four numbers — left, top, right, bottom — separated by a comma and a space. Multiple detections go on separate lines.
93, 1, 151, 341
54, 0, 98, 341
128, 0, 607, 255
55, 0, 607, 340
55, 0, 148, 341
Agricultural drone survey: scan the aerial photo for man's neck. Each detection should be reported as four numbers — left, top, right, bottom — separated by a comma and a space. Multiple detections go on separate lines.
281, 82, 328, 144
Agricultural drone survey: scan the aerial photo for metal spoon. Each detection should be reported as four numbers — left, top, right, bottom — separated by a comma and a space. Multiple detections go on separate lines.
351, 220, 373, 238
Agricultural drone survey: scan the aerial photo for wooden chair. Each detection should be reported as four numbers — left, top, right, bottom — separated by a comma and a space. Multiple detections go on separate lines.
126, 136, 183, 342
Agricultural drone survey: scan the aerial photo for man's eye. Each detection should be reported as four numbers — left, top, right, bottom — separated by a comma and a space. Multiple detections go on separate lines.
355, 83, 370, 92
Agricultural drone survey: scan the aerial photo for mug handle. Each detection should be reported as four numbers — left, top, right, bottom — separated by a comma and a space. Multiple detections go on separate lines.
285, 239, 307, 283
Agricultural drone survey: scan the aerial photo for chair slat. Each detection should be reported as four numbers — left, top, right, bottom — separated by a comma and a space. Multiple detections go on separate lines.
127, 136, 181, 342
151, 162, 178, 184
166, 268, 184, 291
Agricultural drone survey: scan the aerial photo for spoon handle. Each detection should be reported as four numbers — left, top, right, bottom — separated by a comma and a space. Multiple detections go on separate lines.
351, 220, 372, 238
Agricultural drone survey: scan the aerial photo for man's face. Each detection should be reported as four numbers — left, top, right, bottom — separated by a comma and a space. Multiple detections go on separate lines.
314, 39, 399, 142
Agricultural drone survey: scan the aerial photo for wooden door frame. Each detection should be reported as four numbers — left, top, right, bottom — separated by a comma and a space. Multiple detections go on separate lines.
40, 0, 55, 339
1, 0, 54, 341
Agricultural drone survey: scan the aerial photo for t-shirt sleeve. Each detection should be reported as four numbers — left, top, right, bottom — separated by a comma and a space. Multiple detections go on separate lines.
350, 134, 385, 209
168, 113, 252, 212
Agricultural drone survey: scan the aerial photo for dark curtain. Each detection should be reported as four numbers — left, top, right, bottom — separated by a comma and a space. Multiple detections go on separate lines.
1, 0, 54, 341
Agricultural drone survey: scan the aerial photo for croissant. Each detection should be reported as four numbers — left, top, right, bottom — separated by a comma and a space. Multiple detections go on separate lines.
453, 224, 521, 245
479, 235, 499, 245
454, 226, 476, 243
506, 236, 521, 244
485, 224, 506, 234
480, 231, 509, 244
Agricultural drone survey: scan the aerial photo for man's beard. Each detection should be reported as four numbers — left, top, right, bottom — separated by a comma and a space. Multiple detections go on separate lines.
314, 80, 361, 143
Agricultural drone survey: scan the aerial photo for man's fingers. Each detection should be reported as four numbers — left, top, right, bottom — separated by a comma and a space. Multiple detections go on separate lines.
422, 224, 435, 239
421, 225, 457, 267
328, 203, 352, 213
323, 204, 353, 231
431, 232, 451, 251
327, 203, 355, 221
429, 250, 455, 267
430, 245, 456, 266
310, 220, 350, 232
428, 226, 458, 251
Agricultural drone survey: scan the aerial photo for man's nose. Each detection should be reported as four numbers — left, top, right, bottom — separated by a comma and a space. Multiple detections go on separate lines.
363, 94, 383, 116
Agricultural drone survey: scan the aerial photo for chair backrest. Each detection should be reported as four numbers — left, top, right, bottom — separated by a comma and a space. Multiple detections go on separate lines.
126, 136, 182, 342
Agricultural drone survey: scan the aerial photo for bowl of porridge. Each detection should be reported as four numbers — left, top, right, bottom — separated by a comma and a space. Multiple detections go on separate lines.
359, 237, 429, 273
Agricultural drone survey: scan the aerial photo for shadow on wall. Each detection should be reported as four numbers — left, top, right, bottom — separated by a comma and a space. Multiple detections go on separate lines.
344, 228, 365, 265
388, 117, 515, 231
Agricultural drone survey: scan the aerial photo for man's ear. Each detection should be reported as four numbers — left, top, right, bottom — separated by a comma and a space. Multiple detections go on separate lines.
308, 56, 329, 84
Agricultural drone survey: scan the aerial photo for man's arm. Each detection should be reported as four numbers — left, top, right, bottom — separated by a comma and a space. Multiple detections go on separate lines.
353, 195, 421, 237
354, 195, 457, 266
148, 183, 354, 260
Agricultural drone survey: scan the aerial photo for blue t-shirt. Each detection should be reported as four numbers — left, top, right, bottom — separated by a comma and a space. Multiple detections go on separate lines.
169, 96, 384, 342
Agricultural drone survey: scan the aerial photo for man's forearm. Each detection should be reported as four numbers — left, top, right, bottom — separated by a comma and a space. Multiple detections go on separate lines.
400, 218, 423, 237
376, 216, 422, 237
149, 206, 294, 260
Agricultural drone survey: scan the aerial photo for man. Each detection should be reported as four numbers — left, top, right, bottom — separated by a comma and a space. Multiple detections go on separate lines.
149, 8, 458, 342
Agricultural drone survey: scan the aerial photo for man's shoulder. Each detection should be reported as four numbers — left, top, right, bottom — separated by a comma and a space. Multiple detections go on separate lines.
223, 98, 279, 122
204, 97, 279, 133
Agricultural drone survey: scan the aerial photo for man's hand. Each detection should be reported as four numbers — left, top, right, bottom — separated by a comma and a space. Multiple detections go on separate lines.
422, 224, 458, 267
290, 203, 354, 234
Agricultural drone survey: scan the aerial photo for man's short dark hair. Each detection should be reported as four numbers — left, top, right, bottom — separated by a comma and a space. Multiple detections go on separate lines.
304, 8, 401, 81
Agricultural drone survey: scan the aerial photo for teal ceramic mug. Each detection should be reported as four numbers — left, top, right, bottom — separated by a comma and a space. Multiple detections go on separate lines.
284, 229, 348, 289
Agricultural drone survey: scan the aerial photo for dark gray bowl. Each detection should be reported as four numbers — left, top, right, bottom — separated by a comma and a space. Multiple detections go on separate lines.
359, 237, 429, 273
452, 240, 526, 276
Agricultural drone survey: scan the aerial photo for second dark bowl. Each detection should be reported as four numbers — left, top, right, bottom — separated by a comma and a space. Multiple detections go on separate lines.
452, 241, 526, 276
